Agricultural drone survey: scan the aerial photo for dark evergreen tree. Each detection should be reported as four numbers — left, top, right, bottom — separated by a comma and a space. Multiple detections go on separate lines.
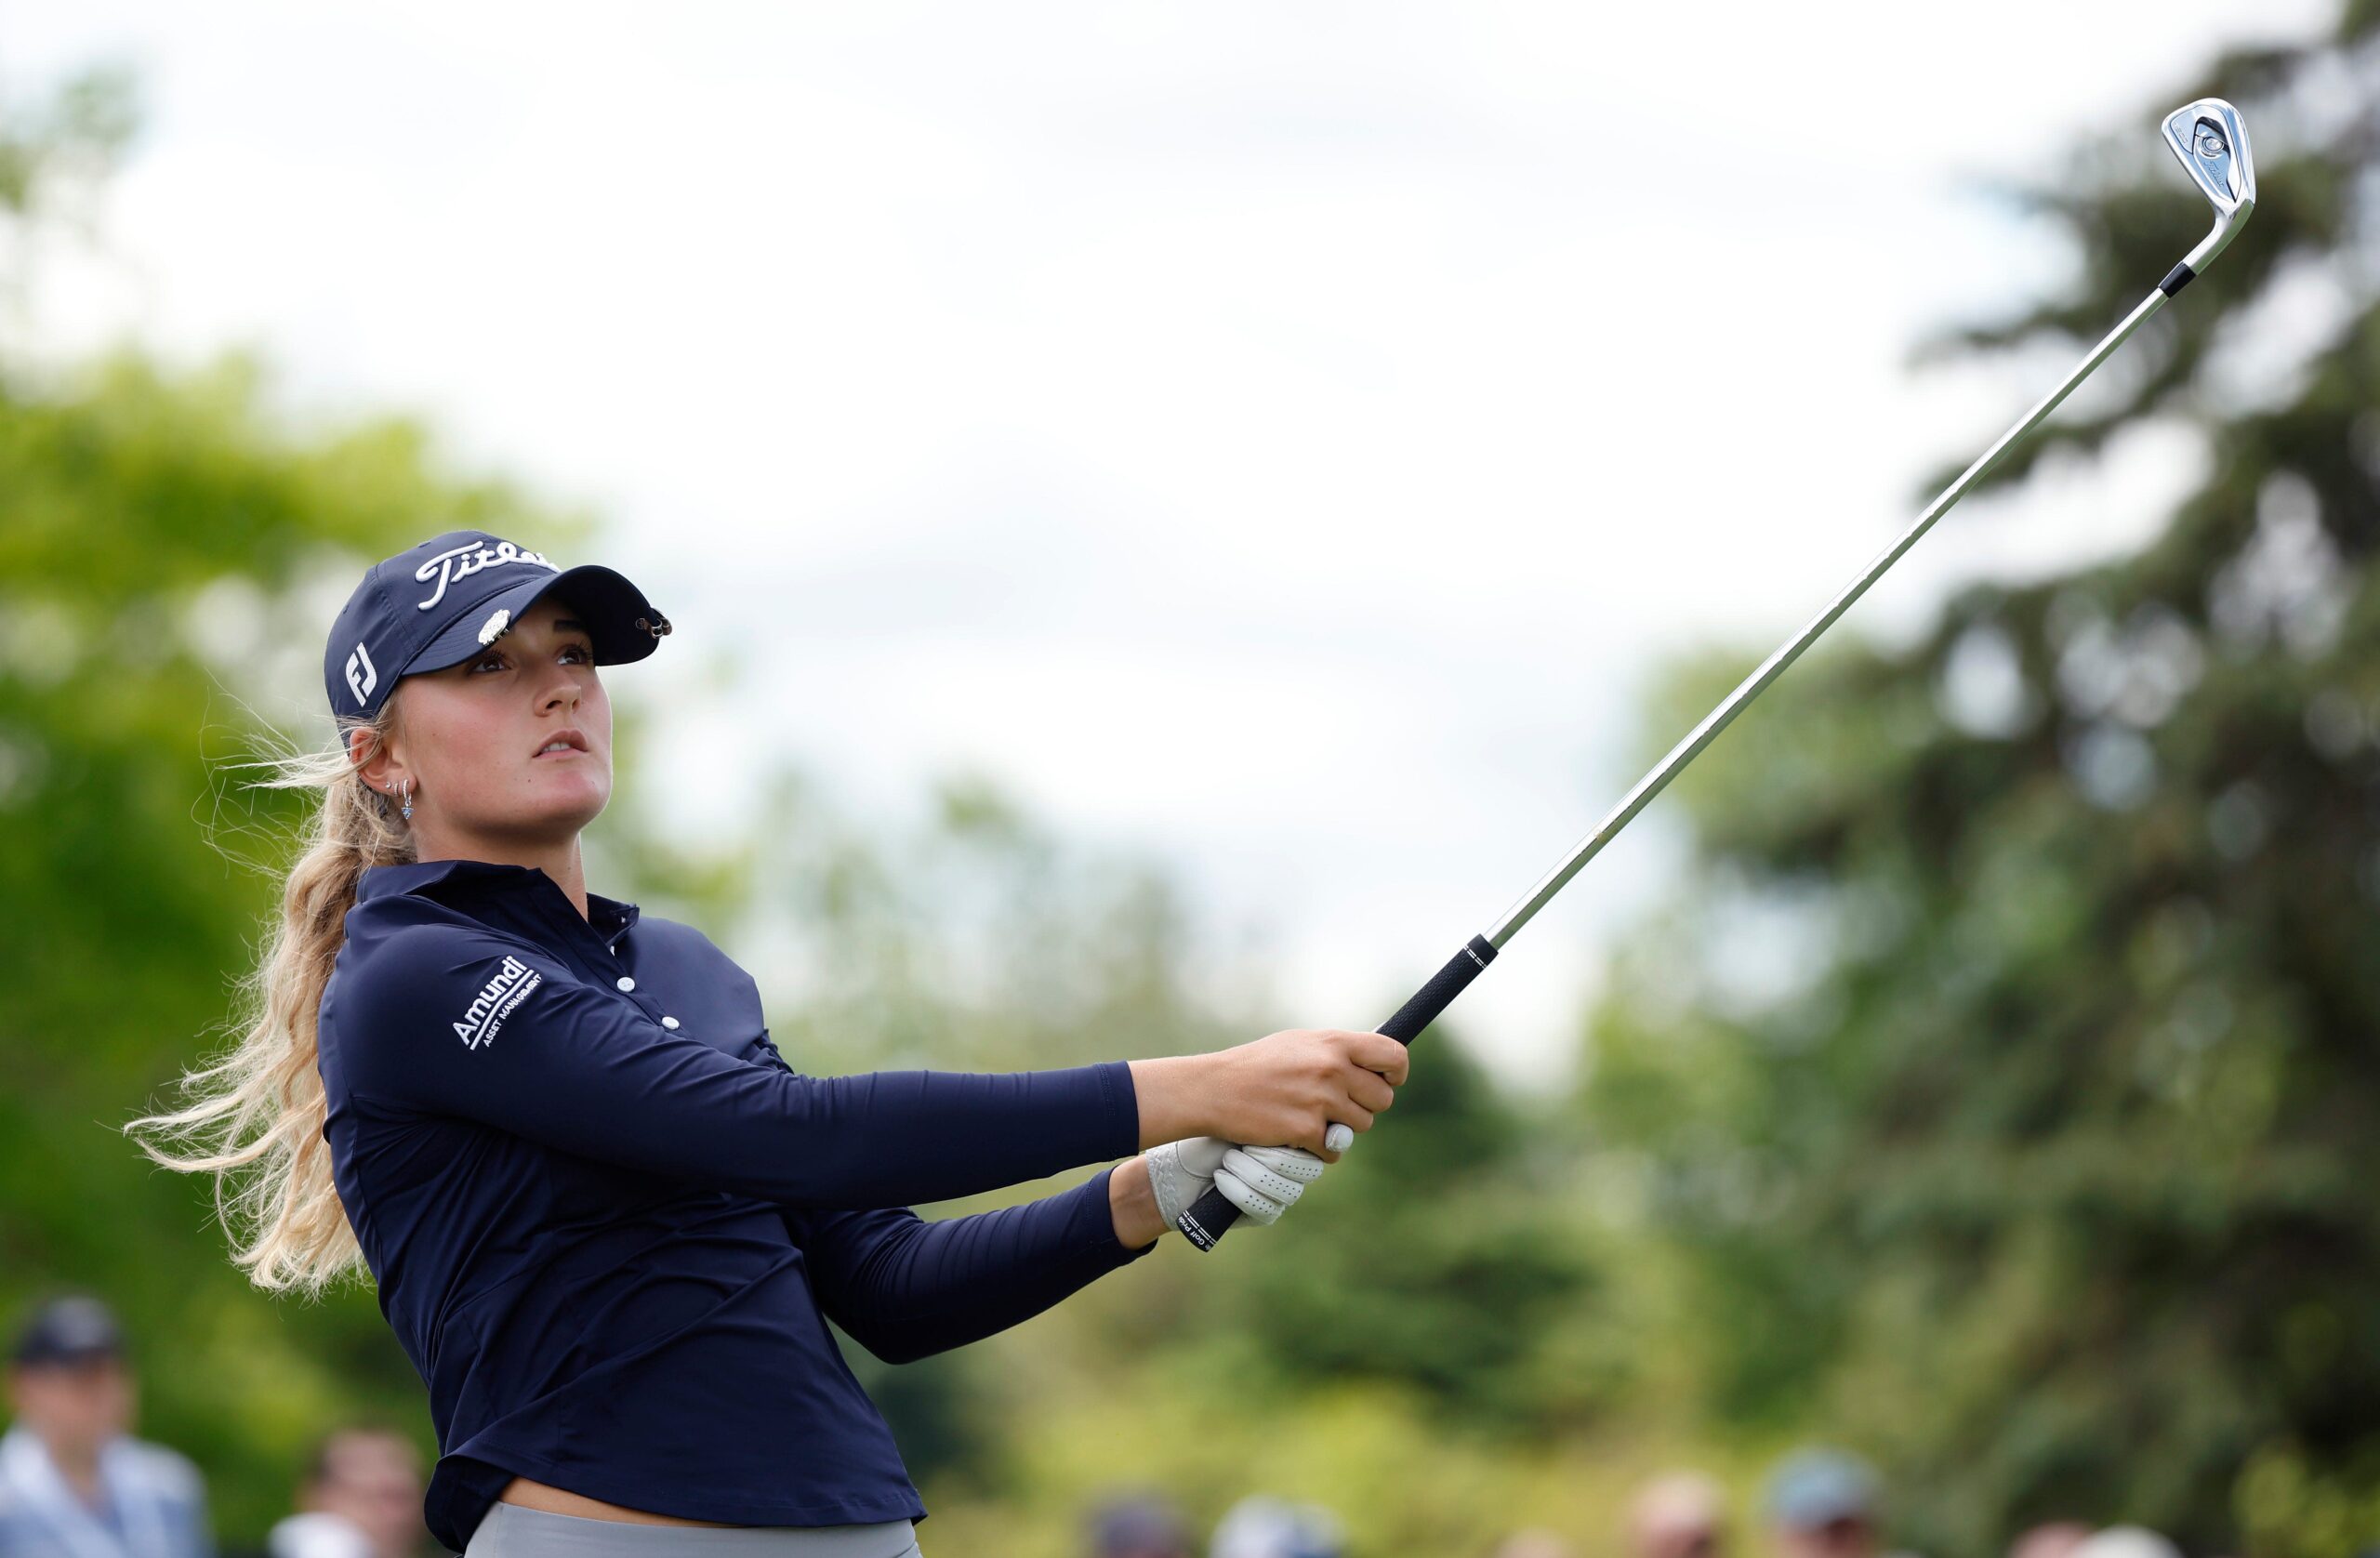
1581, 10, 2380, 1553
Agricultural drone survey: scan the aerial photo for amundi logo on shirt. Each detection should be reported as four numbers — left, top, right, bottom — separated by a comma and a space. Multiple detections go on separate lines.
453, 956, 543, 1050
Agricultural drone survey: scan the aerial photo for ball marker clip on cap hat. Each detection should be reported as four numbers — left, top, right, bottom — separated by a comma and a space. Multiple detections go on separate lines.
323, 531, 671, 720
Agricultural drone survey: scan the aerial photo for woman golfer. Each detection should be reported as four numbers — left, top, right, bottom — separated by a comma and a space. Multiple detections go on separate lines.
137, 532, 1406, 1556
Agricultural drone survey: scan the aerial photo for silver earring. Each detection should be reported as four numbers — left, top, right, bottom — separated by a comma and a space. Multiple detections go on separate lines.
399, 780, 413, 823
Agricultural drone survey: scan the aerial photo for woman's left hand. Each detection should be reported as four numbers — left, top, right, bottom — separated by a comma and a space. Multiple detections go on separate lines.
1145, 1138, 1329, 1230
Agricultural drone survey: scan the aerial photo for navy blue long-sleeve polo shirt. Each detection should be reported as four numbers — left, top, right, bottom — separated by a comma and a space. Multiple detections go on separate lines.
314, 859, 1152, 1552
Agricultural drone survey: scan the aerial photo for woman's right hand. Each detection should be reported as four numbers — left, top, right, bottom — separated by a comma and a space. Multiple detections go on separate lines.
1129, 1028, 1408, 1160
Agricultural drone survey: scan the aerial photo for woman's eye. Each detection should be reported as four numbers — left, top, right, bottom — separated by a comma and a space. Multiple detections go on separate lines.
469, 642, 590, 673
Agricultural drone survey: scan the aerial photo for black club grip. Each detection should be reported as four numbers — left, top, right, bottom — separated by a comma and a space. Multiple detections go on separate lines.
1175, 935, 1498, 1252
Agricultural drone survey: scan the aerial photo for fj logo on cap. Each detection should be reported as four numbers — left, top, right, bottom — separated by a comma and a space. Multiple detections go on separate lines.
453, 955, 543, 1050
413, 539, 558, 612
344, 641, 378, 707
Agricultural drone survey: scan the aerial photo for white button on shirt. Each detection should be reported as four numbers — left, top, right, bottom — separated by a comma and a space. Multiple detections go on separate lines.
661, 1016, 681, 1030
615, 976, 636, 993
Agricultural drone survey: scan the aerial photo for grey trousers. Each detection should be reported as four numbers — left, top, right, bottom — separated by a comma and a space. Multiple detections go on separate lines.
463, 1504, 922, 1557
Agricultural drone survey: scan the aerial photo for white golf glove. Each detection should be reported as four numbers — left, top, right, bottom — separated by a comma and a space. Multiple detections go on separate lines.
1145, 1137, 1331, 1228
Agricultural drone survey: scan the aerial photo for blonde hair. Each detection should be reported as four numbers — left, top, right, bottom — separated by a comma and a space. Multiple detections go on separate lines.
127, 702, 414, 1295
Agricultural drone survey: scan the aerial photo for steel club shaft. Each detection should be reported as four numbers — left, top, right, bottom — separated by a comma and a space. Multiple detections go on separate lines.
1177, 99, 2255, 1252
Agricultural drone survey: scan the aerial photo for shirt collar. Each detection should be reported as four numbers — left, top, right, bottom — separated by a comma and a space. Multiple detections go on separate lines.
356, 858, 641, 936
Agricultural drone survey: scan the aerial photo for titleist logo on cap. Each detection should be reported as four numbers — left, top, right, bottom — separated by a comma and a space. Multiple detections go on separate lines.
414, 540, 559, 612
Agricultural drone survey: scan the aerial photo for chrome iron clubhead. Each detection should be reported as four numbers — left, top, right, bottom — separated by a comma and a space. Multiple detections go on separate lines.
2162, 98, 2254, 276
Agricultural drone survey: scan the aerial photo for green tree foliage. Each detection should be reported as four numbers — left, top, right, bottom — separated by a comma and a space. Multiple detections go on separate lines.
1212, 1037, 1610, 1432
1580, 12, 2380, 1554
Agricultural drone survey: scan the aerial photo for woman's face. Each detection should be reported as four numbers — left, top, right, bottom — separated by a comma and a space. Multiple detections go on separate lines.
6, 1358, 135, 1459
370, 596, 614, 855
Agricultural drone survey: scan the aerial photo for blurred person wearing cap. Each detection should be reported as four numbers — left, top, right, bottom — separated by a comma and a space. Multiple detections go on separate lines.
265, 1429, 430, 1558
1629, 1472, 1726, 1558
0, 1295, 211, 1558
1763, 1449, 1894, 1558
128, 533, 1410, 1557
1084, 1494, 1192, 1558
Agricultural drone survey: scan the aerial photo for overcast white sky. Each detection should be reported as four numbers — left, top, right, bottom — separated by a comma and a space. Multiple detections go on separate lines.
6, 0, 2334, 1085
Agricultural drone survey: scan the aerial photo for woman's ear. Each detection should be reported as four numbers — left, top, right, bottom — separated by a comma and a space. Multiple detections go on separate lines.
348, 722, 407, 799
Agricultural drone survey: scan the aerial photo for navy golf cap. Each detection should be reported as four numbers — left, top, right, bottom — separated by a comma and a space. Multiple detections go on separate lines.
323, 530, 670, 720
13, 1295, 126, 1367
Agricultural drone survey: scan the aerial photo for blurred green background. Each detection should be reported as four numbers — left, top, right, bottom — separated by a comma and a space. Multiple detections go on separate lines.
4, 9, 2378, 1556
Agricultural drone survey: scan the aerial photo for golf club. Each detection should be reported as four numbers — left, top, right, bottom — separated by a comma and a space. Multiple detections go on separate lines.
1178, 98, 2257, 1252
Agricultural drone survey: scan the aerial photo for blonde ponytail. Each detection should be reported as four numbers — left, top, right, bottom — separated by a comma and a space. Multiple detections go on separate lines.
129, 706, 413, 1295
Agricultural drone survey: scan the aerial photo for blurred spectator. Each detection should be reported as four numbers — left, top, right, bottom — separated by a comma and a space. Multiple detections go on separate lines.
1488, 1531, 1579, 1558
1763, 1448, 1880, 1558
2069, 1530, 2181, 1558
1086, 1492, 1193, 1558
1630, 1472, 1726, 1558
265, 1429, 429, 1558
0, 1295, 211, 1558
2007, 1524, 2092, 1558
1210, 1495, 1344, 1558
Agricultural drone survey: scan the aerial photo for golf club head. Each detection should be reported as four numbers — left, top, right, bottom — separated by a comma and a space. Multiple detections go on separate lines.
2162, 98, 2254, 274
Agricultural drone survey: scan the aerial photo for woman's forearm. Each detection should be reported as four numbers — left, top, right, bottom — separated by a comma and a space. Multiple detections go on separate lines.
1125, 1055, 1219, 1149
792, 1170, 1157, 1365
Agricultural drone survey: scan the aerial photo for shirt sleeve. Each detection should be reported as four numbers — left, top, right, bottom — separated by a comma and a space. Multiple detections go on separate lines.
789, 1170, 1157, 1365
324, 921, 1141, 1208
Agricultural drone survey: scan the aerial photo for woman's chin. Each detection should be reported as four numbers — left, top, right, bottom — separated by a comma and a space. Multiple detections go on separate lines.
551, 792, 611, 834
532, 770, 611, 818
491, 789, 611, 840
